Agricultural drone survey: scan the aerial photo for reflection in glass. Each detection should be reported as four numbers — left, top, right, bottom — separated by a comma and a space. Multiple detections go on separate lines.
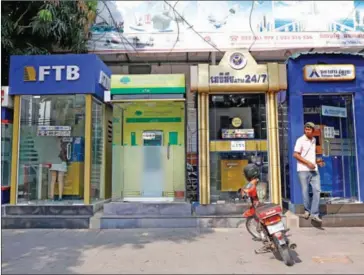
17, 95, 86, 204
1, 123, 12, 187
91, 98, 104, 201
209, 94, 269, 203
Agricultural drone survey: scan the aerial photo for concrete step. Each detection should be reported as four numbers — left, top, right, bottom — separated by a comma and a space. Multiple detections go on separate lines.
285, 202, 364, 215
2, 205, 94, 216
100, 215, 247, 229
103, 202, 192, 216
299, 213, 364, 227
100, 214, 289, 229
2, 215, 90, 229
194, 203, 250, 216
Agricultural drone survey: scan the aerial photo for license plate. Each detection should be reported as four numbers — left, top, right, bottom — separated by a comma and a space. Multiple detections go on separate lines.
267, 222, 285, 235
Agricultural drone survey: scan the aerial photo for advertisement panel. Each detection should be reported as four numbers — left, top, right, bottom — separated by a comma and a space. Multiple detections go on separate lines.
87, 1, 364, 53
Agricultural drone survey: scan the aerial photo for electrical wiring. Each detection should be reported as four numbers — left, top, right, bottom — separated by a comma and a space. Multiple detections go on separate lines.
163, 0, 223, 53
166, 1, 180, 57
248, 1, 256, 52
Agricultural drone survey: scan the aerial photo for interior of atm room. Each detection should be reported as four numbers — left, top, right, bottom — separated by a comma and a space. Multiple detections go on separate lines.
209, 93, 269, 203
302, 94, 358, 202
111, 101, 186, 201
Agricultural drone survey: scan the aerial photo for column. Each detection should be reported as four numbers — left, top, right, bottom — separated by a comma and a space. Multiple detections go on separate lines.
198, 92, 210, 205
267, 91, 282, 206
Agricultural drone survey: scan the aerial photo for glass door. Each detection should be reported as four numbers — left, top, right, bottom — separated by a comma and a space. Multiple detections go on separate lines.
303, 94, 358, 202
142, 130, 164, 197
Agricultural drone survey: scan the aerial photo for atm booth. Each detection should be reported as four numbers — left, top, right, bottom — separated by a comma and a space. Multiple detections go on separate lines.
286, 52, 364, 210
8, 54, 112, 205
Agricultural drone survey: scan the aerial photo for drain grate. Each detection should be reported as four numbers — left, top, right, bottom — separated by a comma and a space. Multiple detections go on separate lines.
312, 256, 353, 264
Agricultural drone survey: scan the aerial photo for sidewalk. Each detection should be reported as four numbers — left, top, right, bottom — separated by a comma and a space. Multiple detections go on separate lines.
2, 227, 364, 274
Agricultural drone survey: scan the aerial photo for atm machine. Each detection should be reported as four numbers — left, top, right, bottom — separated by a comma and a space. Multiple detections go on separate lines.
54, 136, 85, 198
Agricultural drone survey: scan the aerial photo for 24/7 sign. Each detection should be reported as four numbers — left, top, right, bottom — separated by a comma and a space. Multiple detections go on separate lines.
210, 72, 268, 84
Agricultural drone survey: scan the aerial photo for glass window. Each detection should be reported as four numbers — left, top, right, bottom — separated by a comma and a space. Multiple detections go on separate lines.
302, 94, 358, 203
17, 95, 86, 204
209, 94, 270, 203
112, 102, 186, 201
91, 98, 104, 202
1, 123, 13, 187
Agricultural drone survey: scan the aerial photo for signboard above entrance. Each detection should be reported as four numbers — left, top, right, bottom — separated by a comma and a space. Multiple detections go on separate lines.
111, 74, 185, 95
208, 50, 269, 92
303, 64, 355, 82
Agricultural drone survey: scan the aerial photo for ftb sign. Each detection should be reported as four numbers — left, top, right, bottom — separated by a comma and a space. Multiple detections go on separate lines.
23, 65, 80, 82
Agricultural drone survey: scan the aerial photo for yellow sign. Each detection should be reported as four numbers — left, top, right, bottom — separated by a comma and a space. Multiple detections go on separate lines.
303, 64, 355, 82
231, 117, 242, 128
111, 74, 185, 94
207, 50, 269, 93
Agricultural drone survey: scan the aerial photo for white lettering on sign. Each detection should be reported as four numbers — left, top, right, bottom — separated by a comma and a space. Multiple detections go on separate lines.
322, 105, 347, 118
99, 71, 111, 90
39, 65, 80, 81
230, 140, 246, 151
304, 65, 355, 82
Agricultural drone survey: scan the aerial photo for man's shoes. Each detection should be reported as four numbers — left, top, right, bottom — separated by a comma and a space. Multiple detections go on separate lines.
302, 211, 310, 219
311, 215, 322, 223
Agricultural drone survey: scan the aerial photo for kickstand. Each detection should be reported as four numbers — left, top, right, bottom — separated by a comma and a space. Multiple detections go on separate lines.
254, 245, 271, 254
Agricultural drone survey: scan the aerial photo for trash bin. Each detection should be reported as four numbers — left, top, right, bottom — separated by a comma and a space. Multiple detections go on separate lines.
1, 186, 11, 204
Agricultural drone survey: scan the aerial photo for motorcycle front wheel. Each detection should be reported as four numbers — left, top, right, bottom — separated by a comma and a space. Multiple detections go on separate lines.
245, 216, 261, 240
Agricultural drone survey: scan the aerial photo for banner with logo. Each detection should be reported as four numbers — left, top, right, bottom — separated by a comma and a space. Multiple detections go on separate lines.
88, 0, 364, 53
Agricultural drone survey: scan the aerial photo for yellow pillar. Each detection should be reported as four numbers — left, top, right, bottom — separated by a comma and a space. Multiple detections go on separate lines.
10, 96, 21, 205
84, 95, 92, 204
266, 91, 282, 206
198, 93, 210, 204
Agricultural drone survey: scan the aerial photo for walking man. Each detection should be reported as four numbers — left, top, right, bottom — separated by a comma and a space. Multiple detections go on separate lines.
293, 122, 325, 222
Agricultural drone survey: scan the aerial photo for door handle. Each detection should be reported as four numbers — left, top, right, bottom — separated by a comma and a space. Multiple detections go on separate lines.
66, 143, 72, 161
323, 140, 330, 157
167, 143, 170, 160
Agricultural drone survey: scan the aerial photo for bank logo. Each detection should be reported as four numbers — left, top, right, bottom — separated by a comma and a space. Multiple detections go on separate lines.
120, 76, 131, 84
309, 68, 320, 78
24, 66, 37, 82
229, 52, 247, 70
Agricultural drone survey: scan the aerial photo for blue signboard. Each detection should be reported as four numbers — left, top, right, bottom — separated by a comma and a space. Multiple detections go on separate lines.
9, 54, 111, 100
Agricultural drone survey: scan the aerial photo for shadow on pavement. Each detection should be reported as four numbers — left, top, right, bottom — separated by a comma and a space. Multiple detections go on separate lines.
1, 228, 215, 274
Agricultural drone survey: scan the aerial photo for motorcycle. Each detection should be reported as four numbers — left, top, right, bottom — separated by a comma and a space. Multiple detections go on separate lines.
238, 180, 297, 266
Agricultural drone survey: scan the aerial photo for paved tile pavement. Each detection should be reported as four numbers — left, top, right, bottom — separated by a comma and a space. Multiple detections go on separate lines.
2, 227, 364, 274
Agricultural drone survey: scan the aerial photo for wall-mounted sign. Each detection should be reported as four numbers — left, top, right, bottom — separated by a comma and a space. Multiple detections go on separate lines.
231, 140, 246, 151
222, 128, 255, 139
1, 86, 13, 108
303, 65, 355, 82
111, 74, 185, 95
322, 105, 347, 118
37, 125, 72, 137
24, 65, 80, 82
142, 132, 156, 140
323, 126, 335, 139
209, 72, 268, 84
207, 50, 270, 93
303, 107, 321, 114
99, 71, 111, 90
